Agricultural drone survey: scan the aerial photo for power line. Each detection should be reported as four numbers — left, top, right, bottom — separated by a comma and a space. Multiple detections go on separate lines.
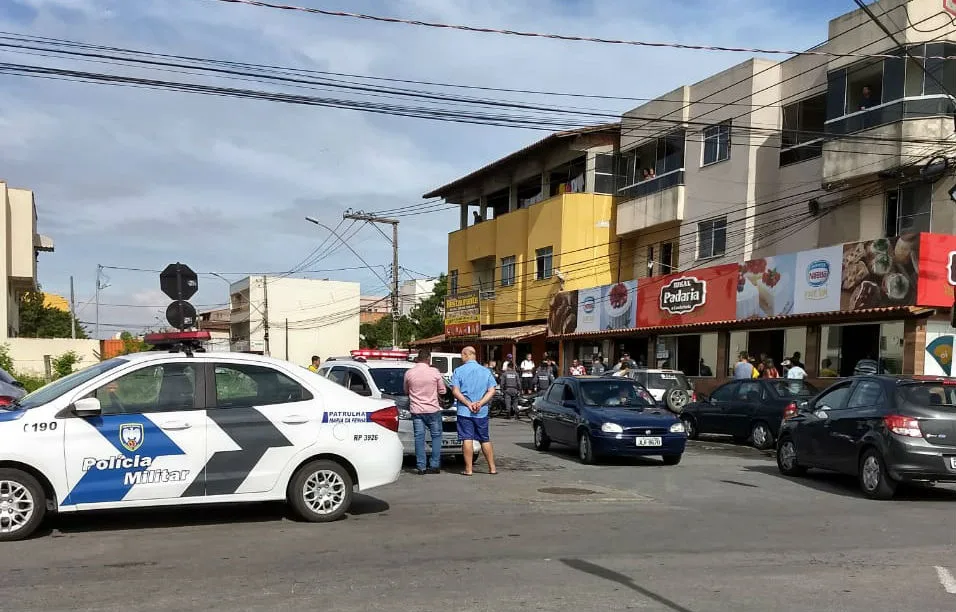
205, 0, 956, 61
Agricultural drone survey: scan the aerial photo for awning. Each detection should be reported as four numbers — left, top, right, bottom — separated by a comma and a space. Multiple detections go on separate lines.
552, 306, 936, 339
410, 323, 548, 346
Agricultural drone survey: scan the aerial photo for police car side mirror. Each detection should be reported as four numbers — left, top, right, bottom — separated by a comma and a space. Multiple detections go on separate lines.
72, 397, 102, 417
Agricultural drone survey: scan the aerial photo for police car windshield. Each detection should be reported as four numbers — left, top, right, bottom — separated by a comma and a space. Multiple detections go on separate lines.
369, 368, 409, 396
14, 358, 126, 410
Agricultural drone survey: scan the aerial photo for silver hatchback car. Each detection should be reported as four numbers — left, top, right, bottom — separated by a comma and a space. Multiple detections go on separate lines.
315, 358, 475, 459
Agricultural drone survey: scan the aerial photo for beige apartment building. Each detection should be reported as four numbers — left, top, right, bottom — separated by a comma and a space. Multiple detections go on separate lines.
552, 0, 956, 388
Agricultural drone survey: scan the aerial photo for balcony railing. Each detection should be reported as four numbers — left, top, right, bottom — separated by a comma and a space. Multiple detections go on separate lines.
617, 169, 685, 201
824, 94, 955, 136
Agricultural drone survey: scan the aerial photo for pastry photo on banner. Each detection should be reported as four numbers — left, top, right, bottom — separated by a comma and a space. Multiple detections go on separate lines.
840, 234, 920, 311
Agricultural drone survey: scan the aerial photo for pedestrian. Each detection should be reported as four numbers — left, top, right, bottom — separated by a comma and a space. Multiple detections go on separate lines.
790, 351, 805, 369
854, 354, 879, 376
403, 349, 447, 475
569, 359, 586, 376
590, 355, 606, 376
535, 360, 555, 392
733, 351, 755, 379
450, 346, 498, 476
308, 355, 321, 373
762, 358, 780, 378
500, 362, 521, 419
501, 353, 513, 372
520, 353, 535, 395
786, 360, 807, 380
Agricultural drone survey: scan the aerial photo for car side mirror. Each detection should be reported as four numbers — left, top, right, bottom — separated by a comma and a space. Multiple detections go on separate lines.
72, 397, 102, 417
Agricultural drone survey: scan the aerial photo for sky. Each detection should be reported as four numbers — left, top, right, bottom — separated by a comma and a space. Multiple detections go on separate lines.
0, 0, 851, 337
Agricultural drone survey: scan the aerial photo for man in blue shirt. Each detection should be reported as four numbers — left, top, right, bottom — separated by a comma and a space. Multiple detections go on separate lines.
450, 346, 498, 476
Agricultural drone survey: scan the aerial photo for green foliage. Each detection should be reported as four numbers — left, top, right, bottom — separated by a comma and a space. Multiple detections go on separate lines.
119, 331, 150, 355
359, 277, 448, 348
360, 315, 417, 349
52, 351, 81, 379
0, 344, 80, 393
216, 369, 257, 400
16, 373, 47, 393
0, 344, 14, 374
18, 291, 88, 339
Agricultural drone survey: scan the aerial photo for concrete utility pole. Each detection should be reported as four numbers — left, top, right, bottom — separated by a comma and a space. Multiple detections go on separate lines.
69, 276, 76, 340
262, 276, 270, 355
342, 211, 400, 349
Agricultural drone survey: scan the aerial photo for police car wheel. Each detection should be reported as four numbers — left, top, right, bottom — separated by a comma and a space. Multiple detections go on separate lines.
288, 460, 353, 523
0, 469, 46, 542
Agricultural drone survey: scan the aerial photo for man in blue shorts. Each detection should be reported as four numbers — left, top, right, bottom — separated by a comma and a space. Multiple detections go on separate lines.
450, 346, 498, 476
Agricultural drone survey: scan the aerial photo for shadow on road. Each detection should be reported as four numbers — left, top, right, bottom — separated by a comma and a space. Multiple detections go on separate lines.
744, 464, 956, 501
560, 558, 695, 612
42, 494, 390, 536
514, 442, 672, 468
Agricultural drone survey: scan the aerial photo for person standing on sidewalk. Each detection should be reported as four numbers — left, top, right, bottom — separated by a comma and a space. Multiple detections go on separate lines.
734, 351, 755, 380
403, 349, 446, 475
451, 346, 498, 476
520, 353, 536, 395
590, 355, 606, 376
500, 362, 521, 420
569, 359, 586, 376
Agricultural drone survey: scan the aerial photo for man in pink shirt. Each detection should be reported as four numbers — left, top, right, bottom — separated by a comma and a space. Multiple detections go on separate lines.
403, 349, 447, 475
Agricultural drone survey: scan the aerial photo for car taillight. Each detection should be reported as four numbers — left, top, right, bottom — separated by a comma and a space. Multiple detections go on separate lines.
370, 405, 399, 432
783, 402, 798, 420
884, 414, 922, 437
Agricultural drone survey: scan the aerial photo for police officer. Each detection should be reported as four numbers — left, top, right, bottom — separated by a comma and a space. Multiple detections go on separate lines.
535, 361, 555, 393
500, 362, 521, 419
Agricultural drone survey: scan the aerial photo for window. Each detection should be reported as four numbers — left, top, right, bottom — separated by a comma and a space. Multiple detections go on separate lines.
535, 246, 553, 280
578, 380, 654, 407
594, 153, 615, 194
780, 94, 825, 166
847, 59, 884, 112
449, 270, 459, 295
617, 130, 685, 188
737, 381, 764, 402
368, 368, 408, 396
215, 363, 312, 408
710, 382, 738, 402
847, 380, 884, 409
327, 367, 348, 386
645, 245, 654, 277
697, 217, 727, 259
344, 368, 371, 394
660, 242, 674, 275
885, 183, 932, 236
94, 363, 198, 415
500, 256, 516, 287
769, 380, 817, 398
562, 384, 577, 403
702, 121, 731, 165
547, 383, 564, 403
815, 383, 853, 411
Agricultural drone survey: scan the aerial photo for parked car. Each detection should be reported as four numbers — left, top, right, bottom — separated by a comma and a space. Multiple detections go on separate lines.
776, 376, 956, 499
532, 376, 687, 465
680, 378, 818, 450
0, 367, 26, 404
315, 358, 477, 460
611, 368, 695, 413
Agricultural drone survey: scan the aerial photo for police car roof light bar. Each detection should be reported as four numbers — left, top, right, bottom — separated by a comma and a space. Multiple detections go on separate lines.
144, 330, 211, 357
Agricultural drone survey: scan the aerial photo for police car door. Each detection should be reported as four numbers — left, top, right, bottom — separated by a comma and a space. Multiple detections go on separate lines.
63, 360, 207, 507
202, 361, 319, 497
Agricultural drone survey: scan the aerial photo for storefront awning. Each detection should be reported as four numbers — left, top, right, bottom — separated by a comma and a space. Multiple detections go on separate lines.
552, 306, 937, 339
410, 323, 548, 347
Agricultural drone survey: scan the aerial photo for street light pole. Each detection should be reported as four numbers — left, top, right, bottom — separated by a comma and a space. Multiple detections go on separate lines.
341, 211, 400, 349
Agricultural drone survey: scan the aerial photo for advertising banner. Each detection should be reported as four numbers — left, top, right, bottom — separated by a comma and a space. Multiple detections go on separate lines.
840, 234, 920, 311
444, 291, 480, 338
637, 264, 737, 328
736, 253, 797, 320
916, 232, 956, 307
575, 280, 639, 333
792, 245, 843, 314
548, 290, 578, 336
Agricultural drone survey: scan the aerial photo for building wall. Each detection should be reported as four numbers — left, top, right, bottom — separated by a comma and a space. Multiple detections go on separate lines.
399, 279, 437, 316
5, 338, 99, 376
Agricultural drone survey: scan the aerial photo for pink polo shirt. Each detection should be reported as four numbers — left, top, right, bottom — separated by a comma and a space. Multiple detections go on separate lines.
403, 362, 445, 414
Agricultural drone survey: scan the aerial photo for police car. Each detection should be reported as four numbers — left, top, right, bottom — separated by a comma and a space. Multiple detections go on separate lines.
0, 333, 403, 541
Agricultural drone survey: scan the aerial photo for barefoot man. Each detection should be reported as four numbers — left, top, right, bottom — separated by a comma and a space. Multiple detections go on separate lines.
450, 346, 498, 476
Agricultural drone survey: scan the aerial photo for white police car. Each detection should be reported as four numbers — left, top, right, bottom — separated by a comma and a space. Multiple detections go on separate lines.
0, 340, 402, 541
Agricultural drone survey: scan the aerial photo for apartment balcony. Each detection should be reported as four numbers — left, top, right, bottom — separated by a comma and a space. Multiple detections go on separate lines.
616, 171, 685, 236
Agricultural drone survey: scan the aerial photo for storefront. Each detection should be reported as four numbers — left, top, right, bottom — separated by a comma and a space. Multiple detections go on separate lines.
549, 232, 956, 390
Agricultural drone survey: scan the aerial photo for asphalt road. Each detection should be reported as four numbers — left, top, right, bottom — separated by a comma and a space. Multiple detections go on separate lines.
3, 420, 956, 612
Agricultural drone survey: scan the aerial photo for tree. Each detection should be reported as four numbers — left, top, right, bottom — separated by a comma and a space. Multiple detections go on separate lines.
51, 351, 81, 379
18, 291, 87, 339
408, 275, 447, 340
118, 331, 150, 355
360, 315, 416, 349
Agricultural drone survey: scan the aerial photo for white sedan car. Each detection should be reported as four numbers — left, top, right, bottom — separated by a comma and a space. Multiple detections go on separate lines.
0, 350, 403, 541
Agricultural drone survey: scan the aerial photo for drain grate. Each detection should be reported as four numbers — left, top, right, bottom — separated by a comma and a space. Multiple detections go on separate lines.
537, 487, 596, 495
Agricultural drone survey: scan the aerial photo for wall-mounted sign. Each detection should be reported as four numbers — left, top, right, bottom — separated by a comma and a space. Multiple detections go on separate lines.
659, 276, 707, 315
445, 291, 480, 338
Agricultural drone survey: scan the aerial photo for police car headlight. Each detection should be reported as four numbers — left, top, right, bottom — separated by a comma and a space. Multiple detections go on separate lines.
399, 408, 412, 420
601, 422, 623, 433
670, 422, 685, 433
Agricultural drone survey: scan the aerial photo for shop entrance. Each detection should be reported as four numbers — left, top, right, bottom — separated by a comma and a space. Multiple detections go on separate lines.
748, 330, 785, 370
617, 338, 649, 367
838, 324, 880, 377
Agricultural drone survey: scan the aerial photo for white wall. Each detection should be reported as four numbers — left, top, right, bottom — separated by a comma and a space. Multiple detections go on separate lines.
5, 338, 99, 376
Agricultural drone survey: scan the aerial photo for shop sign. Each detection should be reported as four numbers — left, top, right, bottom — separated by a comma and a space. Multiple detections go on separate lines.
736, 253, 797, 319
925, 333, 953, 377
792, 245, 842, 314
660, 276, 706, 315
841, 234, 920, 311
444, 291, 480, 338
548, 280, 638, 334
548, 289, 579, 336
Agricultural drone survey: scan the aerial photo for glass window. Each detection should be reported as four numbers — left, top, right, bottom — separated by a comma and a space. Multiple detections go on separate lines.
368, 368, 408, 396
17, 358, 126, 410
697, 217, 727, 259
923, 43, 956, 96
782, 94, 826, 148
897, 183, 932, 234
449, 270, 459, 296
880, 321, 904, 376
327, 367, 348, 386
710, 382, 738, 402
898, 383, 956, 410
547, 383, 564, 403
562, 384, 577, 402
535, 246, 553, 280
847, 59, 883, 112
215, 363, 312, 408
737, 381, 764, 402
826, 68, 848, 121
500, 256, 516, 287
658, 129, 686, 174
660, 242, 674, 275
594, 153, 615, 194
646, 371, 690, 391
820, 326, 842, 377
816, 383, 852, 411
768, 380, 818, 398
431, 357, 448, 372
702, 121, 731, 165
847, 380, 885, 409
578, 379, 654, 408
94, 363, 198, 415
645, 245, 655, 278
727, 331, 748, 376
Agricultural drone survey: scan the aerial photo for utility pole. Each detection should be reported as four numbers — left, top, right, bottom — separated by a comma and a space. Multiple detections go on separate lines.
69, 276, 76, 339
262, 276, 270, 355
94, 265, 102, 340
342, 211, 400, 349
285, 317, 289, 360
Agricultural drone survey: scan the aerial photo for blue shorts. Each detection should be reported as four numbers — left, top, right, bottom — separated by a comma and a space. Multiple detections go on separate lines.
457, 416, 490, 443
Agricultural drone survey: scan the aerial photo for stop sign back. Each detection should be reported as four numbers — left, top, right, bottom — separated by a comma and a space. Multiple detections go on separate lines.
160, 263, 198, 301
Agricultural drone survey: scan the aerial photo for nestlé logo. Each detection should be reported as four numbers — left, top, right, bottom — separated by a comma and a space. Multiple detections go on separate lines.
807, 260, 830, 287
659, 276, 707, 315
582, 295, 596, 313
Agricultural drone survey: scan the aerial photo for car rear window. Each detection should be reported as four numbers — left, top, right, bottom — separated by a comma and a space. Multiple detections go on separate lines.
369, 368, 410, 396
898, 383, 956, 409
768, 380, 818, 398
646, 372, 689, 390
578, 380, 655, 408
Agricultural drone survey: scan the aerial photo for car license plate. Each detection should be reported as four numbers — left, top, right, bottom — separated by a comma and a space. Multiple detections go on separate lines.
635, 437, 662, 447
441, 438, 462, 448
950, 457, 956, 470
